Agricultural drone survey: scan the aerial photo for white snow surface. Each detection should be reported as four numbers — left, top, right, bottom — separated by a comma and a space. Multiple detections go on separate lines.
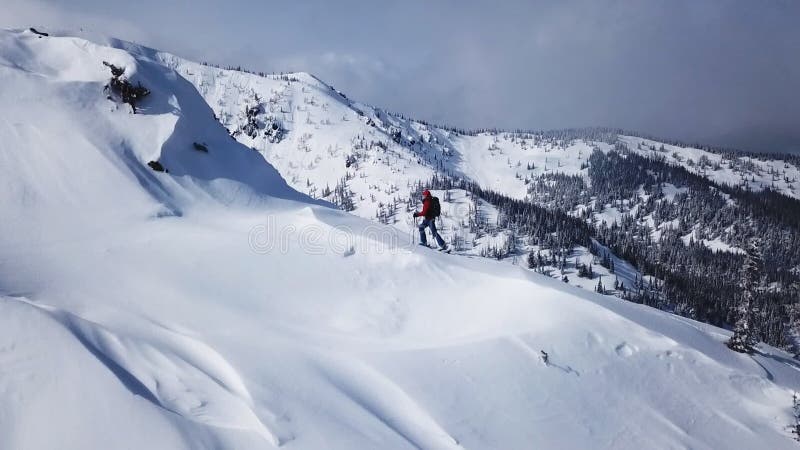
2, 29, 800, 449
619, 136, 800, 200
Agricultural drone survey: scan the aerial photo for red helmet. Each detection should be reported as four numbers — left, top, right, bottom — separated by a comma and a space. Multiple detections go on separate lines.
422, 189, 431, 198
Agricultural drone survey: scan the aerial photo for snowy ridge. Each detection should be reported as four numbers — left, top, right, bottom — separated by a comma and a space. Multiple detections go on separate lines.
146, 45, 800, 294
620, 135, 800, 200
1, 28, 800, 449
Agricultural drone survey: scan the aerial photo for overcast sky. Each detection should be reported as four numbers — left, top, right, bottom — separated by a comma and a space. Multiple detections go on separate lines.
4, 0, 799, 153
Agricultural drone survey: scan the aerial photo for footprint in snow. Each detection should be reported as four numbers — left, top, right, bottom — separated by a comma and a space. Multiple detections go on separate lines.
615, 342, 636, 357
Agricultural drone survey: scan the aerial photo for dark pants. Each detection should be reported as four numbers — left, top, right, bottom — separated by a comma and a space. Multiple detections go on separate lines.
419, 218, 446, 248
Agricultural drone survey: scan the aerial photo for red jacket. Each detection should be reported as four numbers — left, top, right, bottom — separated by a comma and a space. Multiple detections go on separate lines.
416, 195, 432, 219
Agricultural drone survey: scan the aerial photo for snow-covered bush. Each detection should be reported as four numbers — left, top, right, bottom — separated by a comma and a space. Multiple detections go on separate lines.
102, 61, 150, 113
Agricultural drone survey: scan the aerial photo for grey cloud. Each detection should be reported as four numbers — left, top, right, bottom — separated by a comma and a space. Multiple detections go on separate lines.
3, 0, 798, 153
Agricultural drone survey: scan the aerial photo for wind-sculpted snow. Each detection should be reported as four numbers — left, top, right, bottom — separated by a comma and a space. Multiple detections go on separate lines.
0, 27, 318, 229
9, 297, 281, 446
2, 28, 800, 449
313, 356, 462, 450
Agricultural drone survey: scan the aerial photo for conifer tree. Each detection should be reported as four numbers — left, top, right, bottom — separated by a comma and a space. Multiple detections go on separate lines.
527, 251, 537, 270
728, 238, 764, 353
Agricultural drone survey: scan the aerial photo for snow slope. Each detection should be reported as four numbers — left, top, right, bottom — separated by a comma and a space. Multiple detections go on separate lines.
620, 135, 800, 200
2, 28, 800, 449
151, 48, 609, 211
150, 49, 800, 271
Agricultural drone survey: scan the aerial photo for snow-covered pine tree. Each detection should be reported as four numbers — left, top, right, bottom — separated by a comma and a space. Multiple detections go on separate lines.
792, 392, 800, 441
786, 283, 800, 357
727, 238, 764, 353
527, 251, 537, 270
333, 177, 356, 211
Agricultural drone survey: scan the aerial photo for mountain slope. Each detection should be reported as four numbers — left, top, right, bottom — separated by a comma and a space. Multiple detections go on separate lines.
146, 47, 800, 349
152, 51, 800, 207
1, 28, 800, 449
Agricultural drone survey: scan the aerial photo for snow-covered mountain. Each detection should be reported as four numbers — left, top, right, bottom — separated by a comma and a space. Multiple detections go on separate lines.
152, 40, 800, 347
2, 27, 800, 449
157, 53, 800, 206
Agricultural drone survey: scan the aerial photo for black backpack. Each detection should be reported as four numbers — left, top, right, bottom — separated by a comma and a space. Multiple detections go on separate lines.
429, 196, 441, 218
